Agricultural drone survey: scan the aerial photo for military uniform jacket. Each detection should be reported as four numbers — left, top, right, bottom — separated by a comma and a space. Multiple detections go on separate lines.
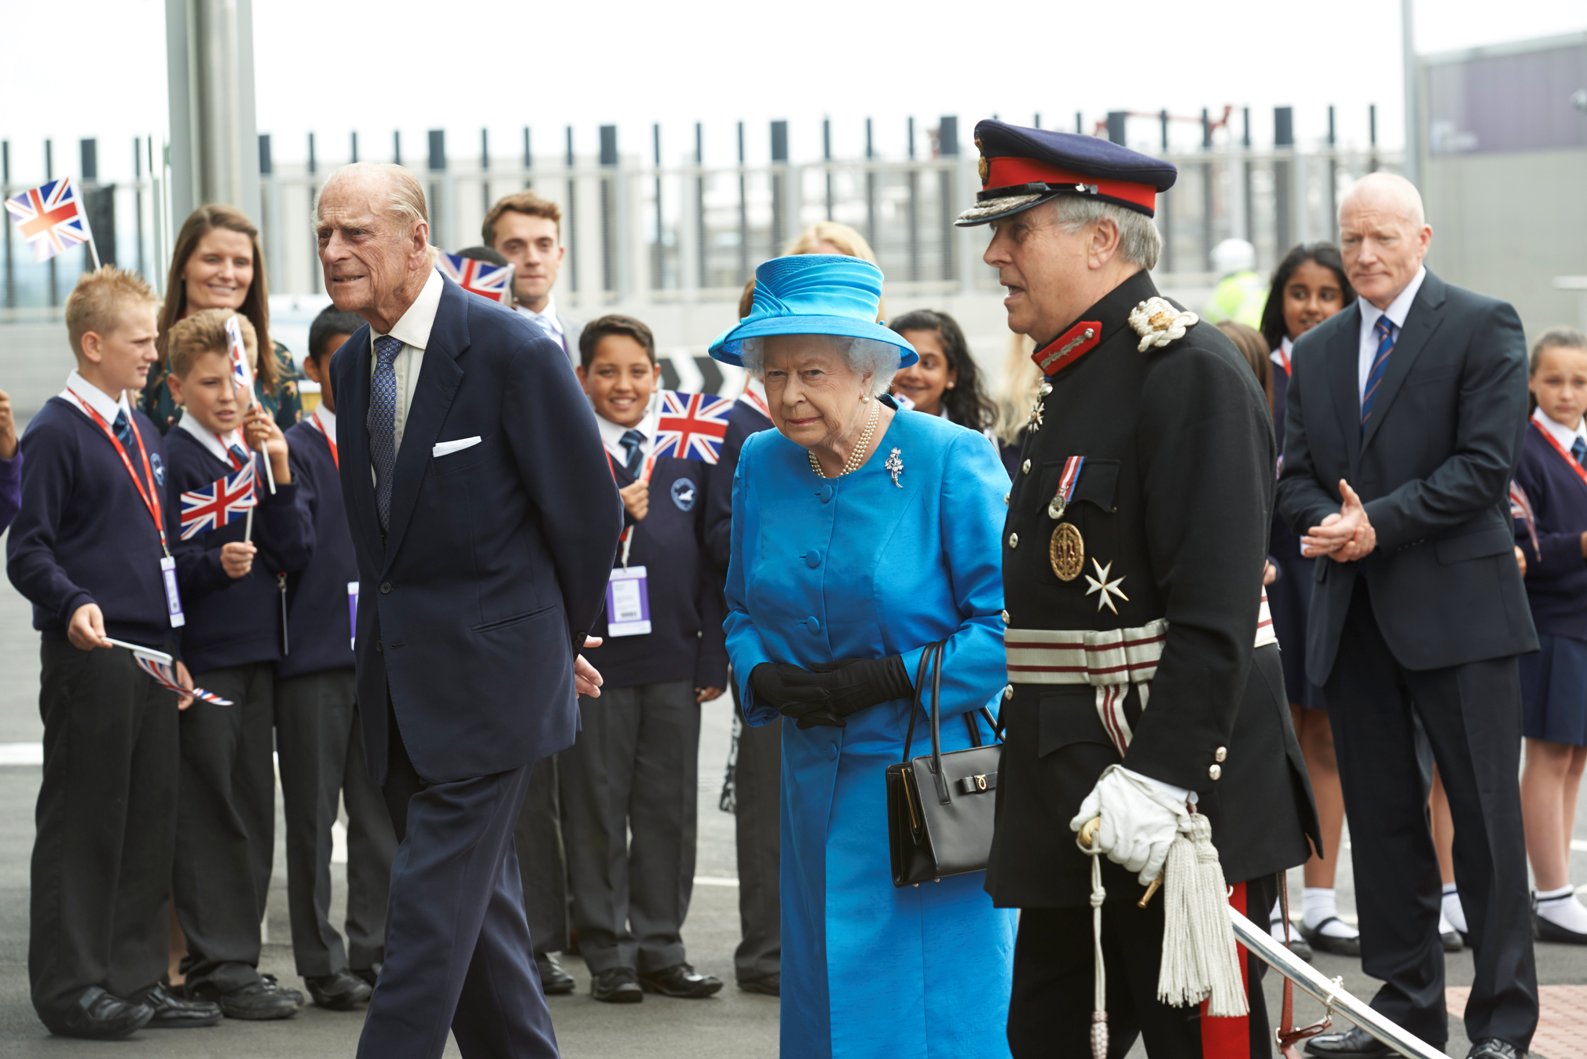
986, 268, 1318, 909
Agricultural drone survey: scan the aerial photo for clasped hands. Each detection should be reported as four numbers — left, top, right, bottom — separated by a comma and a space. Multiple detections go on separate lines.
749, 657, 912, 729
1300, 479, 1376, 562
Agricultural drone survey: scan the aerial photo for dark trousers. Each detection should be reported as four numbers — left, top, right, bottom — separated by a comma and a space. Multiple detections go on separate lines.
357, 703, 557, 1059
561, 680, 699, 974
174, 661, 276, 991
276, 670, 395, 977
30, 641, 178, 1025
511, 752, 568, 956
729, 682, 780, 982
1008, 874, 1276, 1058
1324, 582, 1537, 1048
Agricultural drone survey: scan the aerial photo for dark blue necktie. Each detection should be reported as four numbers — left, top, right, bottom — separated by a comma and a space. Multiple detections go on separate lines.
368, 336, 403, 529
620, 428, 645, 478
111, 409, 134, 450
1572, 437, 1587, 467
227, 443, 249, 470
1360, 316, 1397, 429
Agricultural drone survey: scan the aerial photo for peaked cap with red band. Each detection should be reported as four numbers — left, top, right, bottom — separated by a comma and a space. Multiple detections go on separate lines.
955, 119, 1178, 227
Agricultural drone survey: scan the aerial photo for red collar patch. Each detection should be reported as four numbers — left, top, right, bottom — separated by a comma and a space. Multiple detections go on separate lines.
1032, 320, 1102, 376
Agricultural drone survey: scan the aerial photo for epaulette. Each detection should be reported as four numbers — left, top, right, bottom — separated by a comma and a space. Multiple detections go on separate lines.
1128, 297, 1199, 353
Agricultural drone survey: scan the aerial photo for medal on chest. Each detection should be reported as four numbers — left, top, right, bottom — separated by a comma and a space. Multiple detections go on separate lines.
1047, 456, 1086, 582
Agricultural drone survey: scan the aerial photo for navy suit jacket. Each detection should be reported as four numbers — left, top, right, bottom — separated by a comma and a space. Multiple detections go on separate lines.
1276, 269, 1537, 683
331, 278, 623, 784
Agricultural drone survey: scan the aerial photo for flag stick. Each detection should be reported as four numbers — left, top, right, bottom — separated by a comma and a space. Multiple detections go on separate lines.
244, 506, 255, 544
76, 179, 102, 271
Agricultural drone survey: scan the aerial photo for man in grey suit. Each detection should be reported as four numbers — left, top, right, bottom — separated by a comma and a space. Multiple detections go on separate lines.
1278, 173, 1538, 1059
484, 192, 582, 365
482, 189, 583, 994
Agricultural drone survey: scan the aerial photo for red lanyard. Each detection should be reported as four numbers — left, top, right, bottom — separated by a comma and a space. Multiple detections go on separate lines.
1274, 342, 1291, 377
307, 414, 339, 469
1530, 417, 1587, 488
67, 390, 168, 554
216, 432, 246, 471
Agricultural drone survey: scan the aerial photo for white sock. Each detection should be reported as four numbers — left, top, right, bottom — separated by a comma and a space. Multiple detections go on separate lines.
1301, 887, 1358, 938
1441, 885, 1468, 936
1536, 885, 1587, 932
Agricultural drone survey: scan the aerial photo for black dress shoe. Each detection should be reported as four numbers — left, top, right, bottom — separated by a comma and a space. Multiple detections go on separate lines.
1467, 1039, 1527, 1059
1304, 1025, 1399, 1058
1299, 916, 1363, 957
591, 968, 643, 1004
1534, 909, 1587, 945
350, 965, 379, 989
304, 970, 374, 1010
187, 976, 302, 1020
138, 983, 222, 1027
737, 972, 779, 996
45, 986, 154, 1040
1441, 928, 1465, 952
536, 953, 576, 996
638, 963, 723, 999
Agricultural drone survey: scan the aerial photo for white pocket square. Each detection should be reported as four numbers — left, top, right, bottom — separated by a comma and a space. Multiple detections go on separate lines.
432, 436, 482, 458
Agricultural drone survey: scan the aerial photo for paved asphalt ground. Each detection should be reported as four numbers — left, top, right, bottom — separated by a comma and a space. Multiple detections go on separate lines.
0, 564, 1581, 1058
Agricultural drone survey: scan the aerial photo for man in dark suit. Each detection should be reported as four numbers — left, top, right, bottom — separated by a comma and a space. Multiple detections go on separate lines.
1278, 172, 1538, 1059
317, 162, 623, 1059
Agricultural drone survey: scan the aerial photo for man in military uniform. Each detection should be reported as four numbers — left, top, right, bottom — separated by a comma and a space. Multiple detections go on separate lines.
962, 119, 1319, 1058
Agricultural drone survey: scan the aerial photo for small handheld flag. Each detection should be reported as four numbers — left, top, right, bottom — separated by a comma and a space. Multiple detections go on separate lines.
104, 638, 233, 705
5, 177, 97, 266
436, 252, 514, 304
179, 463, 258, 540
652, 390, 733, 464
225, 315, 255, 400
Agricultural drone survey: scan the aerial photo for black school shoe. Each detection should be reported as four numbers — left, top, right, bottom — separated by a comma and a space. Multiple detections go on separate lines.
591, 968, 643, 1004
186, 975, 302, 1020
536, 953, 577, 996
638, 964, 723, 999
737, 972, 779, 996
43, 986, 154, 1040
304, 970, 374, 1010
137, 982, 222, 1027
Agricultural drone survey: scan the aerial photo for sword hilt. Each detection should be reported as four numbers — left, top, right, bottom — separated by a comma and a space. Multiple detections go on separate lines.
1077, 815, 1163, 908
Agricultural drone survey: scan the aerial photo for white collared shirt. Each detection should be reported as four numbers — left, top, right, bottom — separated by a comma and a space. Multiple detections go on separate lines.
514, 293, 563, 341
1532, 406, 1587, 459
313, 404, 338, 445
60, 370, 132, 427
371, 268, 445, 451
1271, 336, 1294, 374
1357, 266, 1427, 400
176, 413, 248, 468
595, 410, 654, 465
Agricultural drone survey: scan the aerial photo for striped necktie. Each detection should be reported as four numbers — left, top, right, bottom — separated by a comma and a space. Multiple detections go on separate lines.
368, 336, 403, 529
227, 443, 249, 471
620, 428, 645, 478
111, 410, 134, 450
1360, 316, 1397, 429
1572, 437, 1587, 467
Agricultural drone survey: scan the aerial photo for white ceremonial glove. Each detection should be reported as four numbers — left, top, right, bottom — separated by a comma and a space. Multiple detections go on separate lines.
1071, 764, 1193, 886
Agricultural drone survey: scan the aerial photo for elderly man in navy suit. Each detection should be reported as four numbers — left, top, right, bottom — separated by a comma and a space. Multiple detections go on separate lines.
317, 162, 622, 1059
1278, 172, 1538, 1059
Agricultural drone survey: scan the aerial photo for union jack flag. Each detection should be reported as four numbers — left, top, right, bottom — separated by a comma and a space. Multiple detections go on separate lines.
436, 252, 513, 304
5, 177, 92, 263
1510, 478, 1540, 562
225, 315, 254, 396
179, 463, 258, 540
132, 653, 232, 705
652, 390, 733, 464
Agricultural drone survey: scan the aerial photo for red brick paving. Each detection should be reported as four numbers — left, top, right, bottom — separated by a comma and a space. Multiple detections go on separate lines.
1447, 985, 1587, 1059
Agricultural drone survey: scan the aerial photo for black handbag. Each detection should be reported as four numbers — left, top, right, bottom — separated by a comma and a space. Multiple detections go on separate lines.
884, 641, 1003, 887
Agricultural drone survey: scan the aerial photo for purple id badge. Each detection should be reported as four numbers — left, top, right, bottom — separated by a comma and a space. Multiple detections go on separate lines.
605, 566, 651, 637
161, 555, 185, 628
347, 582, 359, 650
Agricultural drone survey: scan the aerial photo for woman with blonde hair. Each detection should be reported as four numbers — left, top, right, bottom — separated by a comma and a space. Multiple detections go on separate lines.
783, 220, 877, 262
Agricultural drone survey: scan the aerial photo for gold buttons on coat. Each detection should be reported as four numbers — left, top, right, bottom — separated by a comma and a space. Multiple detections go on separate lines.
1021, 460, 1031, 475
1208, 764, 1223, 781
1008, 533, 1019, 549
1000, 610, 1010, 624
1214, 746, 1228, 763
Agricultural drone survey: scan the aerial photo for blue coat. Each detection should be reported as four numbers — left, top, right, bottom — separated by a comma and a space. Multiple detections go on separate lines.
330, 279, 624, 784
724, 405, 1015, 1059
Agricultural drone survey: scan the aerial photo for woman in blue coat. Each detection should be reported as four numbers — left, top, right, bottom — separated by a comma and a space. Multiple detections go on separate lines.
712, 254, 1015, 1058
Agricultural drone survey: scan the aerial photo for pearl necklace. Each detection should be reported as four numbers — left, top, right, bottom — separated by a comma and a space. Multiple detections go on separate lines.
808, 400, 880, 479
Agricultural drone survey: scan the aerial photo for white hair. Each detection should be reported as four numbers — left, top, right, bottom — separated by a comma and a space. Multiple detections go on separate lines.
740, 334, 898, 397
1051, 197, 1162, 270
315, 162, 429, 228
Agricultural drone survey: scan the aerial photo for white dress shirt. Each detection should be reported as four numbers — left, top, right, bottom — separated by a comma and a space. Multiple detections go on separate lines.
176, 413, 248, 468
1531, 405, 1587, 457
371, 268, 445, 451
1357, 266, 1427, 400
60, 370, 133, 427
514, 294, 564, 342
313, 404, 338, 445
596, 410, 655, 465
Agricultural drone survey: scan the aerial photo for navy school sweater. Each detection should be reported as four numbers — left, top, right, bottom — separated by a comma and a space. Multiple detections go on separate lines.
703, 399, 773, 575
277, 420, 356, 679
164, 428, 311, 673
6, 398, 172, 645
592, 455, 728, 691
1514, 421, 1587, 641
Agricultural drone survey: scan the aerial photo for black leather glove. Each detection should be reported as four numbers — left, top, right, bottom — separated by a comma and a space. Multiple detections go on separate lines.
748, 663, 815, 712
779, 656, 912, 729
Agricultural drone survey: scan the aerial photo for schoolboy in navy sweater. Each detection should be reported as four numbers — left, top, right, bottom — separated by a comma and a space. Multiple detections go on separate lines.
162, 309, 310, 1020
6, 268, 220, 1039
275, 306, 394, 1009
560, 314, 728, 1003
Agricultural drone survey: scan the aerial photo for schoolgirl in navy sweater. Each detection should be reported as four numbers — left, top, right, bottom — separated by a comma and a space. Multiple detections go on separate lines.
274, 306, 393, 1009
561, 314, 728, 1002
161, 309, 310, 1019
1513, 326, 1587, 946
5, 268, 217, 1039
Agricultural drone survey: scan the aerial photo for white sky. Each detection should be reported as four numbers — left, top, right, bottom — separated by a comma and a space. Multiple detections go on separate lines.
2, 0, 1584, 180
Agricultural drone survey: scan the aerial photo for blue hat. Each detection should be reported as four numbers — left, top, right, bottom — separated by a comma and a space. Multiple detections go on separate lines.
708, 255, 918, 368
956, 119, 1178, 227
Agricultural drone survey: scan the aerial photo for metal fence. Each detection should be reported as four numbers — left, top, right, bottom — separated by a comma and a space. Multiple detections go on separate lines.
1, 108, 1398, 315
